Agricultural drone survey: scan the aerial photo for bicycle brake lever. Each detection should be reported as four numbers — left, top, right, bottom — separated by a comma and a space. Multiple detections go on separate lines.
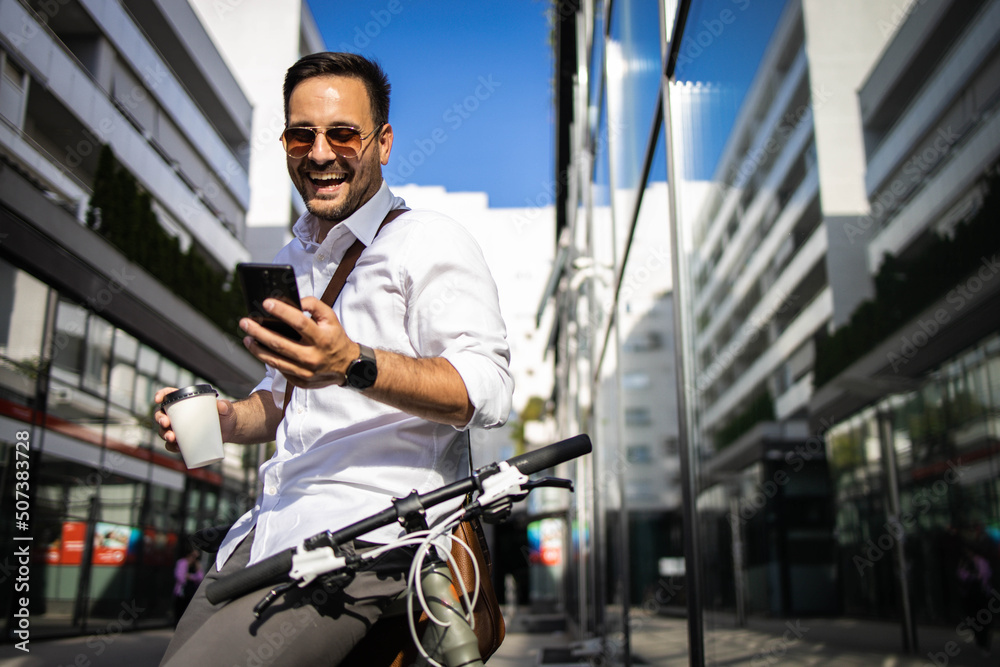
522, 477, 574, 492
253, 581, 296, 618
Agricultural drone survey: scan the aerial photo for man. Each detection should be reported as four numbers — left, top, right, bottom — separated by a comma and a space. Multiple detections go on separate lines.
155, 52, 512, 666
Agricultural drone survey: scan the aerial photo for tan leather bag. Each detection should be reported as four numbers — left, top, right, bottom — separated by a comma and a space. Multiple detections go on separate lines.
342, 514, 505, 666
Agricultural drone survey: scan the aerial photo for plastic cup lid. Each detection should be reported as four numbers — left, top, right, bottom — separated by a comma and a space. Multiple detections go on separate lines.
161, 384, 218, 408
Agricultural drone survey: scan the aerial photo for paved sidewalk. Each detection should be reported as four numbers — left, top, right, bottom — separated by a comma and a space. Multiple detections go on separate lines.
630, 610, 997, 666
1, 609, 997, 665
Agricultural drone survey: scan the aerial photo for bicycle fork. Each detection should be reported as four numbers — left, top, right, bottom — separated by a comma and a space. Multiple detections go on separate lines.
415, 559, 484, 667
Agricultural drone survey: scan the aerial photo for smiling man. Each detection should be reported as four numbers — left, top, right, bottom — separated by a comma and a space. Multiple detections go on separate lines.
155, 52, 513, 666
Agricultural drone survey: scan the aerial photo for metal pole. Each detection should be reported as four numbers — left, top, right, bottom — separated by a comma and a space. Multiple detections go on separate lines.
729, 494, 747, 628
878, 407, 917, 653
662, 70, 706, 667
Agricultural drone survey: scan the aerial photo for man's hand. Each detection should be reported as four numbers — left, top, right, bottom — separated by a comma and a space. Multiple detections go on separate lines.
154, 387, 237, 452
241, 296, 360, 389
241, 297, 474, 427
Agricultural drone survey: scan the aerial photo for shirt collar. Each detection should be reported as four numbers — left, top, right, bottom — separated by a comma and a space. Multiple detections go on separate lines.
291, 181, 402, 248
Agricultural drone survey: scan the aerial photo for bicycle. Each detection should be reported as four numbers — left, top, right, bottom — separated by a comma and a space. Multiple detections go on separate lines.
203, 434, 592, 667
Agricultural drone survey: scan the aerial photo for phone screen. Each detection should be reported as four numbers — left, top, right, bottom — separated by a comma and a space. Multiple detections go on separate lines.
236, 263, 303, 342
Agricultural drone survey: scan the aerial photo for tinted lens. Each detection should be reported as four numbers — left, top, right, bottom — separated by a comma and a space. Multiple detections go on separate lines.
324, 128, 363, 156
281, 127, 363, 158
282, 128, 318, 158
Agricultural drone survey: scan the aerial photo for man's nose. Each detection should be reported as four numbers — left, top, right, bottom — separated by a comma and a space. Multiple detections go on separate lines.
308, 131, 341, 163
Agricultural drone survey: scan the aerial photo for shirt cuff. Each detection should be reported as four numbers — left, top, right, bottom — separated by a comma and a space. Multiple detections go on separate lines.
443, 351, 513, 430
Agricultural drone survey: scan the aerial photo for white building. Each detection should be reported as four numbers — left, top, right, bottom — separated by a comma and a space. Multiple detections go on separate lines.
190, 0, 325, 262
689, 0, 902, 450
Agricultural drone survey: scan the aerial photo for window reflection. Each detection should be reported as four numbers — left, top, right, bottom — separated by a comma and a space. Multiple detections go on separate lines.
52, 298, 87, 386
0, 261, 48, 403
109, 329, 138, 410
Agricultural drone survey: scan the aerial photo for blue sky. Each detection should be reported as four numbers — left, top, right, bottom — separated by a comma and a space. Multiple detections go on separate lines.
303, 0, 787, 205
305, 0, 555, 208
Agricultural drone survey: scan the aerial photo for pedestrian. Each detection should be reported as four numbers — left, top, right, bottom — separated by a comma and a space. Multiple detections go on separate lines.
154, 51, 512, 666
172, 548, 203, 626
957, 542, 993, 655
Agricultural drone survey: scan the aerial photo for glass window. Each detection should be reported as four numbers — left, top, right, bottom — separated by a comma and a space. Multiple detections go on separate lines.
98, 475, 142, 526
0, 259, 49, 402
623, 330, 663, 352
622, 371, 651, 389
607, 0, 663, 194
627, 444, 653, 463
109, 329, 138, 410
134, 344, 159, 411
0, 53, 27, 127
82, 315, 113, 397
156, 356, 180, 390
625, 406, 652, 426
51, 298, 87, 386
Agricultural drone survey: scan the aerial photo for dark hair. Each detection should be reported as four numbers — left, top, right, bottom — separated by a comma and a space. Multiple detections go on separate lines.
283, 52, 391, 127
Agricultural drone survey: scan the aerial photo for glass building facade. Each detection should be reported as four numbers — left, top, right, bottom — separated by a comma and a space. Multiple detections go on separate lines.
0, 257, 257, 635
0, 0, 264, 639
548, 0, 1000, 663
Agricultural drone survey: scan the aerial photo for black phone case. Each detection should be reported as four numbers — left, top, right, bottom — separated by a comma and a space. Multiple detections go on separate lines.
236, 263, 303, 342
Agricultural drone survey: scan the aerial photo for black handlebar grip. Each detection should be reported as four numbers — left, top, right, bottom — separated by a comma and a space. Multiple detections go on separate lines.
205, 549, 294, 605
503, 434, 592, 475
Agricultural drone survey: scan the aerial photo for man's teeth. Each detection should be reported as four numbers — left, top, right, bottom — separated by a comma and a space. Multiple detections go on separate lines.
311, 173, 346, 182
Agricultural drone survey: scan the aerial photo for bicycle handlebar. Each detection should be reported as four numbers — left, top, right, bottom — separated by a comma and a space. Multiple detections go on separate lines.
503, 433, 590, 475
205, 434, 591, 605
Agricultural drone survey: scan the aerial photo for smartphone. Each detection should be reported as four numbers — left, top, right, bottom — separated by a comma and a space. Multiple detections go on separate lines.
236, 263, 303, 342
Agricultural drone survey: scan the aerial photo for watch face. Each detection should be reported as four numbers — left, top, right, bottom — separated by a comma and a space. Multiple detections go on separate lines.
347, 346, 377, 389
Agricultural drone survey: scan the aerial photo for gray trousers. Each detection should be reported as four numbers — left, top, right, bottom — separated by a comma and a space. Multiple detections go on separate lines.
159, 529, 412, 667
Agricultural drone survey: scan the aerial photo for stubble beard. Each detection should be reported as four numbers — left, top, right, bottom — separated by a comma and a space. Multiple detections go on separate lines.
297, 155, 381, 224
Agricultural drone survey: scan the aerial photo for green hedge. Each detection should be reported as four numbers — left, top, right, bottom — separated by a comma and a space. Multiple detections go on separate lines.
715, 390, 775, 450
86, 145, 244, 341
814, 165, 1000, 387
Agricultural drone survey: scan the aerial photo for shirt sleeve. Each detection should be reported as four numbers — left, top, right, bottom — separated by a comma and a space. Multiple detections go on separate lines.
251, 365, 284, 409
399, 216, 513, 430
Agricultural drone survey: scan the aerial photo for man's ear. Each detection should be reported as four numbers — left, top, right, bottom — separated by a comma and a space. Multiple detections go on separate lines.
378, 123, 393, 166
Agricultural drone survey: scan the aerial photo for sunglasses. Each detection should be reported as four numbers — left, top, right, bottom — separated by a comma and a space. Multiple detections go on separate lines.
280, 124, 383, 159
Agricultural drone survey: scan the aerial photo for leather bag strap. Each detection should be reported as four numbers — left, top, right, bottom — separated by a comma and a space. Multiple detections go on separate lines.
281, 208, 405, 413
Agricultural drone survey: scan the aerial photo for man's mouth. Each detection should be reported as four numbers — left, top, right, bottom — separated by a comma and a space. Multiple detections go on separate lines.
307, 171, 348, 191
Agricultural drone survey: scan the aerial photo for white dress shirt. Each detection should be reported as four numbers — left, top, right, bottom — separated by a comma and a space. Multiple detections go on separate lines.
216, 182, 513, 569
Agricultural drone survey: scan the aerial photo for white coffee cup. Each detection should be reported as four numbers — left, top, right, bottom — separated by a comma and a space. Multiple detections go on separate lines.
161, 385, 225, 468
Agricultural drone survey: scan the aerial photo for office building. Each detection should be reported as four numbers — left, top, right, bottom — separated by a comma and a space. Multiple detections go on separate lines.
547, 0, 1000, 661
811, 0, 1000, 642
0, 0, 261, 634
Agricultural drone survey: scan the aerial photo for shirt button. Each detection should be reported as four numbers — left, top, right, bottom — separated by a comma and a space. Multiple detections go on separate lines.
317, 253, 326, 262
266, 486, 277, 495
297, 407, 304, 414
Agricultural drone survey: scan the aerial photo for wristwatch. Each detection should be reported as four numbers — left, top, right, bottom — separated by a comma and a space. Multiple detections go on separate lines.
345, 343, 378, 390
